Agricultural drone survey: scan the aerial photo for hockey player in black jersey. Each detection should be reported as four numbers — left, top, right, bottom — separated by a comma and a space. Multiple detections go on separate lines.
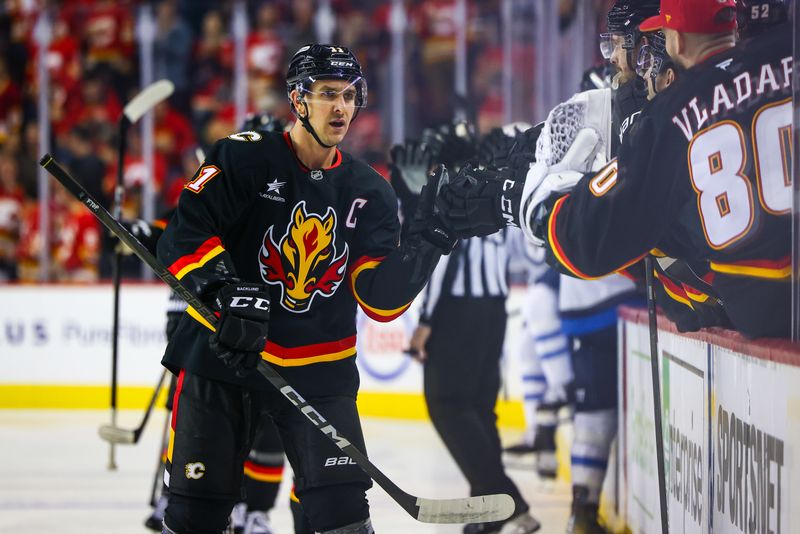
441, 0, 792, 339
156, 45, 461, 533
600, 0, 660, 150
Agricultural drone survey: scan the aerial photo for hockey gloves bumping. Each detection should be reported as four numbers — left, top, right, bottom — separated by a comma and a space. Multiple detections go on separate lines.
208, 284, 271, 377
408, 164, 459, 253
507, 123, 544, 177
476, 127, 518, 169
437, 164, 523, 237
517, 128, 606, 246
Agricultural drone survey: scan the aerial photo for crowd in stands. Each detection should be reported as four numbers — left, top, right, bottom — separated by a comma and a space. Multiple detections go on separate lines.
0, 0, 611, 283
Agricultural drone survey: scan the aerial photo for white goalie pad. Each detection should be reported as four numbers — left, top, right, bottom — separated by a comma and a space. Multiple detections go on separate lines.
535, 88, 612, 171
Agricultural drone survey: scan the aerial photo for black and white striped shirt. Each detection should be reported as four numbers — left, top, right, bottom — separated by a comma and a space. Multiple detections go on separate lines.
419, 229, 514, 324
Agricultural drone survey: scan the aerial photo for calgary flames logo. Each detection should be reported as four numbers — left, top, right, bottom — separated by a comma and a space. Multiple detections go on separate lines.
259, 201, 349, 313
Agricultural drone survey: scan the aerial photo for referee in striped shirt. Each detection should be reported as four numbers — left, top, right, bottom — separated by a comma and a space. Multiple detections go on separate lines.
409, 231, 536, 532
391, 124, 539, 532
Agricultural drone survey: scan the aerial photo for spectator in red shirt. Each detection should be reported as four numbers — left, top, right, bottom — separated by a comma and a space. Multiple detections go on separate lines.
246, 3, 286, 85
154, 101, 196, 169
51, 183, 101, 283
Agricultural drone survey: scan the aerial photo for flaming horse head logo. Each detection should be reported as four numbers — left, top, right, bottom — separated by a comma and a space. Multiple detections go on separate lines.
259, 201, 349, 313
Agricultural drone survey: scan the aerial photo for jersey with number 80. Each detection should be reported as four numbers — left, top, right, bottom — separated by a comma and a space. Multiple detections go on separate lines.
541, 24, 792, 337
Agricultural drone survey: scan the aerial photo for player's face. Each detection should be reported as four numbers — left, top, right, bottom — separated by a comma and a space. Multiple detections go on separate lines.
303, 79, 357, 145
609, 35, 634, 82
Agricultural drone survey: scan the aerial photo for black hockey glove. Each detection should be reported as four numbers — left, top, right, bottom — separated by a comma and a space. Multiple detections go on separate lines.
437, 164, 523, 237
408, 165, 458, 253
208, 284, 271, 377
476, 127, 518, 169
420, 120, 478, 172
507, 123, 544, 177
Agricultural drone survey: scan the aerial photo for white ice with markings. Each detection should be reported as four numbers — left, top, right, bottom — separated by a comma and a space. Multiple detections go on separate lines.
0, 410, 571, 533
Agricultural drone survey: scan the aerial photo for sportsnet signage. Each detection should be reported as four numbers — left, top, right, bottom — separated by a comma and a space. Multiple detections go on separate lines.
617, 307, 800, 534
712, 347, 793, 534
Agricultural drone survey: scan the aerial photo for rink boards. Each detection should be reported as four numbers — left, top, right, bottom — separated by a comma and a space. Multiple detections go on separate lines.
618, 306, 800, 534
0, 284, 529, 427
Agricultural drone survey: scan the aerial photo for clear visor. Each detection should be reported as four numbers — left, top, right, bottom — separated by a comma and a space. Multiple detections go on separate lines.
599, 32, 633, 59
635, 45, 664, 79
299, 77, 368, 109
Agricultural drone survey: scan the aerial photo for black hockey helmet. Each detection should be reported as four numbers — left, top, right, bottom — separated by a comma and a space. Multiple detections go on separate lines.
635, 30, 672, 81
241, 112, 287, 134
736, 0, 788, 39
286, 44, 367, 109
285, 44, 367, 148
600, 0, 661, 62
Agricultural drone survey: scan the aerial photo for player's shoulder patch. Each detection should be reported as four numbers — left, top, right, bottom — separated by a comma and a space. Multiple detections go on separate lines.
213, 130, 283, 162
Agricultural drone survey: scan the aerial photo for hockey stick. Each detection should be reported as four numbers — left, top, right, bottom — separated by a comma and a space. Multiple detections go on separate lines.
39, 154, 515, 525
108, 79, 175, 470
98, 368, 167, 444
644, 256, 669, 534
150, 407, 171, 508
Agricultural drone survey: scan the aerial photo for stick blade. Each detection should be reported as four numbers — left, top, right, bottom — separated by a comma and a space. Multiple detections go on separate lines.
98, 424, 137, 444
123, 80, 175, 123
415, 493, 515, 524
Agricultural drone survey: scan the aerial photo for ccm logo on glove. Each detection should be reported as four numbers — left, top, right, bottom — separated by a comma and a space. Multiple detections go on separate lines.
500, 179, 519, 227
228, 295, 271, 310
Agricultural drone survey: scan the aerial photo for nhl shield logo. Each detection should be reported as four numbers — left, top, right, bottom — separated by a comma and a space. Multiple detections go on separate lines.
310, 169, 324, 181
258, 201, 348, 313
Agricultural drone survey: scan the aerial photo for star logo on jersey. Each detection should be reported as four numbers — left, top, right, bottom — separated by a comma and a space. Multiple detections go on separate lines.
258, 201, 349, 313
267, 179, 286, 194
260, 178, 287, 202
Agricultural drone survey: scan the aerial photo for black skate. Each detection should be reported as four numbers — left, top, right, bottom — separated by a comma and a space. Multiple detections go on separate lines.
566, 485, 609, 534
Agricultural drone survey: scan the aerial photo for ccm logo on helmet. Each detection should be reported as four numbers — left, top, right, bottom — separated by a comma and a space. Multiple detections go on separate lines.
330, 61, 354, 67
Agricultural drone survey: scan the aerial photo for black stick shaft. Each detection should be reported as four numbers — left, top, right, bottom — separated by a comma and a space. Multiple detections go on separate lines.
136, 369, 167, 439
644, 256, 669, 533
150, 407, 171, 508
108, 117, 129, 471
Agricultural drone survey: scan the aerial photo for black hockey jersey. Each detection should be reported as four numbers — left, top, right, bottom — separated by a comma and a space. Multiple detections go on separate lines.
542, 25, 792, 338
158, 131, 437, 394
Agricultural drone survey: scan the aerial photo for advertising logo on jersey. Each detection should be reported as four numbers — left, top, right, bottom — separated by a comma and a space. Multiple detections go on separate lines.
258, 201, 348, 313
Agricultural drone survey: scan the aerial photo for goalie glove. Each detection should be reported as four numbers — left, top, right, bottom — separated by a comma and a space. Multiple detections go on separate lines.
518, 162, 584, 247
209, 284, 271, 377
437, 164, 524, 237
518, 129, 611, 246
535, 88, 612, 171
